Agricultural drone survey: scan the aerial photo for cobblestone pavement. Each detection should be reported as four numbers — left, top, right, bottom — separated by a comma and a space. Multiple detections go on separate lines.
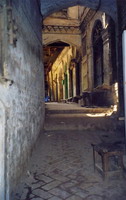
15, 130, 126, 200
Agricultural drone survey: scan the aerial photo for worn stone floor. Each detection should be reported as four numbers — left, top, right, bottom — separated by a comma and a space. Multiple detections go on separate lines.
15, 128, 126, 200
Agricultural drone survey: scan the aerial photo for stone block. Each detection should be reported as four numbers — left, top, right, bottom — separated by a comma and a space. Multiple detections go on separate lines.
49, 187, 71, 199
42, 180, 61, 190
32, 189, 52, 199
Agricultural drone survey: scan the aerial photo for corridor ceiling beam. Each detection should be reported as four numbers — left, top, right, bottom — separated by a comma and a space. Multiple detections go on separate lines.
41, 0, 117, 21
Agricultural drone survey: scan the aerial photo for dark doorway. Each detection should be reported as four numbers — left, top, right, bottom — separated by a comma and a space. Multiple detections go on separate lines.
69, 68, 73, 97
76, 63, 80, 96
93, 20, 103, 88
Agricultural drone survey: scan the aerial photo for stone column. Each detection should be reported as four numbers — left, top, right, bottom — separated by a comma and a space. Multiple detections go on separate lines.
102, 29, 112, 85
87, 47, 93, 90
73, 66, 76, 96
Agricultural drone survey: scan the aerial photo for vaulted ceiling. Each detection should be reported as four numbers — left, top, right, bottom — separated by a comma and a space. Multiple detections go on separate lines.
40, 0, 117, 21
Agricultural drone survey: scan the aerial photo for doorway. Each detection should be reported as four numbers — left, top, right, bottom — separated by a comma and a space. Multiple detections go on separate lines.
93, 20, 103, 88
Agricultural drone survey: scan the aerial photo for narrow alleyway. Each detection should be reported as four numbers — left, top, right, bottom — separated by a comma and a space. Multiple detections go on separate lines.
15, 103, 126, 200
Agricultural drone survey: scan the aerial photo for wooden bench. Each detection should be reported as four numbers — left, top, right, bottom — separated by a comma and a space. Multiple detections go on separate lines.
91, 143, 124, 179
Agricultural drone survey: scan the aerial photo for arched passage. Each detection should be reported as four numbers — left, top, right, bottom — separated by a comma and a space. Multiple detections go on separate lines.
43, 37, 81, 48
43, 41, 71, 101
43, 4, 118, 107
41, 0, 117, 21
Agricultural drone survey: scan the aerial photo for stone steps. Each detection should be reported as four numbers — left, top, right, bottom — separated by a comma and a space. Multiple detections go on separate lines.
45, 107, 111, 114
44, 103, 123, 131
44, 113, 119, 131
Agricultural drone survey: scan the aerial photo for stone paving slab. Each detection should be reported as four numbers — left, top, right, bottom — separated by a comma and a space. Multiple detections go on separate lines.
42, 180, 61, 190
49, 196, 62, 200
31, 181, 45, 190
60, 180, 78, 189
66, 195, 83, 200
15, 130, 126, 200
50, 174, 70, 182
36, 174, 53, 183
49, 187, 71, 199
32, 188, 52, 199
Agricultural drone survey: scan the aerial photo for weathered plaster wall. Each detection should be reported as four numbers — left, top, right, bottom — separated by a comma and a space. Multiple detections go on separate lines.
0, 0, 44, 199
0, 98, 6, 200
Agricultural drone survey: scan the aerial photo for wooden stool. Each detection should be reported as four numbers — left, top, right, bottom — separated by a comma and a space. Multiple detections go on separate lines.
91, 143, 124, 179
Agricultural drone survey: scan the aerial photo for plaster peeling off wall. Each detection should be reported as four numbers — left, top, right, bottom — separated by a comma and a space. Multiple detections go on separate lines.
3, 0, 45, 199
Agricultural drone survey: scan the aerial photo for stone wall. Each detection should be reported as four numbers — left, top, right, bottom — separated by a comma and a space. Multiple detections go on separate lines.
0, 0, 45, 199
79, 10, 117, 107
81, 11, 113, 90
117, 0, 126, 31
116, 0, 126, 115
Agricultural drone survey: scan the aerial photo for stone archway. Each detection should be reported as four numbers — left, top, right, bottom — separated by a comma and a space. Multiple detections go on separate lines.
43, 38, 81, 49
41, 0, 117, 21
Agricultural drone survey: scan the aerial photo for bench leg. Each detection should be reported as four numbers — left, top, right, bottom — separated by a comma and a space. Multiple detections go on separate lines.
102, 154, 108, 179
92, 146, 96, 172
